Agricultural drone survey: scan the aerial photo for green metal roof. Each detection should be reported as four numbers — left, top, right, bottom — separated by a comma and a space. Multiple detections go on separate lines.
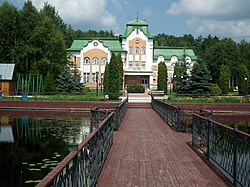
122, 20, 152, 38
67, 38, 125, 52
153, 46, 197, 60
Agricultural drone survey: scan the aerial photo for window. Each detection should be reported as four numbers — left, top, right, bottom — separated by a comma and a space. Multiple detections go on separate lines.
92, 73, 98, 83
141, 61, 146, 69
128, 75, 136, 80
101, 57, 107, 65
83, 73, 90, 83
129, 61, 133, 69
135, 61, 139, 69
84, 57, 90, 64
92, 57, 98, 65
141, 47, 146, 55
141, 75, 149, 85
135, 47, 140, 55
136, 28, 139, 34
129, 47, 133, 55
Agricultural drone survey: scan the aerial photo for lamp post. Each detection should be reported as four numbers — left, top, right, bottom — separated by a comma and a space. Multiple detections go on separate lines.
96, 71, 99, 96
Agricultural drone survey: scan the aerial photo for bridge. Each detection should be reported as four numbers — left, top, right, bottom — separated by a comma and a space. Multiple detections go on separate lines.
32, 93, 249, 187
96, 103, 227, 187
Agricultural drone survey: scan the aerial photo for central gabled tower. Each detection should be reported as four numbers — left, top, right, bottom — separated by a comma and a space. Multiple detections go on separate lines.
121, 19, 154, 89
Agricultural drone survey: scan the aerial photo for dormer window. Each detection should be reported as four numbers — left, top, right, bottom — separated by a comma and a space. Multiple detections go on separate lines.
136, 28, 139, 34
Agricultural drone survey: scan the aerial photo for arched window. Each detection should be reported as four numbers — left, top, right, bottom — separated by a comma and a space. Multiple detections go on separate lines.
101, 57, 107, 65
135, 47, 140, 55
129, 47, 133, 55
141, 47, 146, 55
92, 57, 98, 65
170, 56, 178, 64
84, 57, 90, 64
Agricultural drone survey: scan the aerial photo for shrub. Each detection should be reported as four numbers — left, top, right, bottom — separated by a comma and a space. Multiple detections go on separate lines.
127, 84, 145, 93
210, 84, 222, 96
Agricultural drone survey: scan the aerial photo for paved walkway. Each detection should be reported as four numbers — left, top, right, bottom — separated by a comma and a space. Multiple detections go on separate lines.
96, 107, 229, 187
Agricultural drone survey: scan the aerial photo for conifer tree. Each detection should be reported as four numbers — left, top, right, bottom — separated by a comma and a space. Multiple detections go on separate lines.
237, 63, 248, 95
108, 53, 120, 100
218, 64, 230, 95
116, 53, 124, 90
103, 62, 110, 94
71, 64, 83, 93
56, 65, 72, 93
157, 61, 168, 94
190, 62, 211, 95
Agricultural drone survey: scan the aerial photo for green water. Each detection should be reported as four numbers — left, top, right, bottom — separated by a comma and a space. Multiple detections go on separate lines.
0, 115, 90, 187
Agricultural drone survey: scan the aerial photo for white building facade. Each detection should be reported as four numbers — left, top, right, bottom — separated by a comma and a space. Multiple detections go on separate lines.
67, 19, 197, 90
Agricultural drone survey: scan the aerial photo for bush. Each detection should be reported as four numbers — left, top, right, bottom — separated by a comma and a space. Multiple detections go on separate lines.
127, 84, 145, 93
210, 84, 222, 96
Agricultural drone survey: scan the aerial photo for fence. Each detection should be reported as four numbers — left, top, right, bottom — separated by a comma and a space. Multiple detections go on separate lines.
192, 114, 250, 187
36, 98, 128, 187
151, 96, 192, 132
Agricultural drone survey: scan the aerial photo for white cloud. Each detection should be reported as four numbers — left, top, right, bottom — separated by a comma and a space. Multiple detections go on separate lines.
186, 17, 250, 38
32, 0, 118, 30
111, 0, 129, 11
167, 0, 250, 38
166, 0, 250, 20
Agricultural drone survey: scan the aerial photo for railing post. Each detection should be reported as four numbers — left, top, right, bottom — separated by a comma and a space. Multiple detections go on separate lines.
233, 125, 238, 186
91, 107, 99, 131
207, 119, 211, 159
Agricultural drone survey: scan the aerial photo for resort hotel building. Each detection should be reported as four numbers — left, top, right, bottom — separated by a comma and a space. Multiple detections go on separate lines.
67, 19, 197, 90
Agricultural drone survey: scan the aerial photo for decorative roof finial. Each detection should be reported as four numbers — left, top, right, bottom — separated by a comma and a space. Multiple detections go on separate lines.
137, 12, 139, 20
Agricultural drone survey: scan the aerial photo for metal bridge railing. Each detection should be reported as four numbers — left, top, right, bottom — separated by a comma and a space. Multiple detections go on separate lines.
113, 96, 128, 130
36, 112, 114, 187
192, 114, 250, 187
36, 98, 128, 187
151, 96, 191, 132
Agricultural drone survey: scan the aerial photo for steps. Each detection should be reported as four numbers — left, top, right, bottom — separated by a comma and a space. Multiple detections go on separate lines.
128, 103, 152, 109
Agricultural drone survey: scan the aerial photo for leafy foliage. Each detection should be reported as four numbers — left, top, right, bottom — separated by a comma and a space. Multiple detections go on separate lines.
127, 84, 145, 93
116, 53, 124, 90
190, 62, 211, 95
56, 63, 83, 93
218, 64, 231, 95
103, 63, 110, 95
210, 84, 222, 96
157, 62, 168, 93
107, 53, 120, 100
237, 63, 249, 95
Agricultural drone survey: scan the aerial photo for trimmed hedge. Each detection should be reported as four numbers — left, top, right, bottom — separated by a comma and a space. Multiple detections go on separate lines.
127, 84, 145, 93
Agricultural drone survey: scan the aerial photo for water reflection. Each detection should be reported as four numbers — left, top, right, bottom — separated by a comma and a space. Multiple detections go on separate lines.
0, 115, 90, 187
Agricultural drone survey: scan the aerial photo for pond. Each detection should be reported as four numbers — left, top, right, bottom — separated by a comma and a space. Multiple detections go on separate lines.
0, 114, 91, 187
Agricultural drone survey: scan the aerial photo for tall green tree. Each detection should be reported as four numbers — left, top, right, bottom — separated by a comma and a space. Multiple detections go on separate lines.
41, 2, 67, 33
157, 61, 167, 94
103, 62, 110, 94
178, 50, 190, 94
56, 64, 72, 93
108, 53, 120, 100
30, 15, 66, 79
190, 62, 211, 95
237, 63, 249, 95
116, 53, 124, 90
0, 2, 19, 64
71, 63, 83, 93
17, 0, 40, 74
173, 62, 183, 92
218, 64, 231, 95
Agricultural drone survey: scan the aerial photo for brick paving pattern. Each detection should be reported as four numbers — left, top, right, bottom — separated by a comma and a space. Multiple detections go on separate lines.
97, 108, 229, 187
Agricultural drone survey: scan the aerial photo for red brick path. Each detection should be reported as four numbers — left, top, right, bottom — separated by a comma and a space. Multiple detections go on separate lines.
96, 108, 229, 187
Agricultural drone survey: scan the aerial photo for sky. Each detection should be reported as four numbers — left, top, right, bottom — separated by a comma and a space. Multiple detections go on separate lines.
5, 0, 250, 40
